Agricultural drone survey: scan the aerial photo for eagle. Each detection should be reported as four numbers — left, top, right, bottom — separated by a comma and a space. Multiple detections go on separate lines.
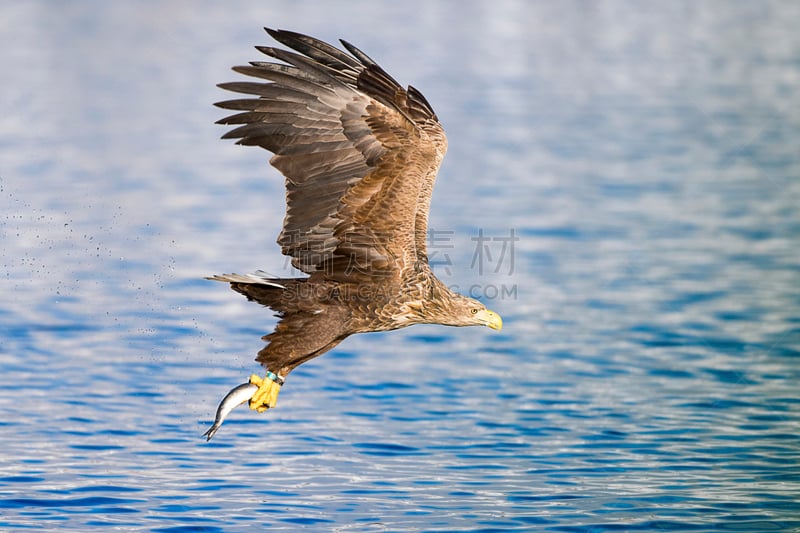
208, 28, 503, 419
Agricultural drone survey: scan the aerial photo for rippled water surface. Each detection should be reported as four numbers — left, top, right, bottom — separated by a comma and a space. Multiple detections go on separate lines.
2, 1, 799, 531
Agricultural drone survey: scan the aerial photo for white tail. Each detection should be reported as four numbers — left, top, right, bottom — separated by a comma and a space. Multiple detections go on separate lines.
206, 270, 286, 288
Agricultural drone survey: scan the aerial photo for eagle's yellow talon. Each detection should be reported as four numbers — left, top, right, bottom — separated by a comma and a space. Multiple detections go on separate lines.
248, 372, 281, 411
268, 382, 280, 407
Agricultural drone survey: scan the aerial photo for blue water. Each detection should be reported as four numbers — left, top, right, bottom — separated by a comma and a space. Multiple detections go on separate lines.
2, 1, 799, 531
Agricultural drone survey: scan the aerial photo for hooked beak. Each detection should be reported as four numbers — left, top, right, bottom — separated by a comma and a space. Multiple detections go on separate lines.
477, 309, 503, 331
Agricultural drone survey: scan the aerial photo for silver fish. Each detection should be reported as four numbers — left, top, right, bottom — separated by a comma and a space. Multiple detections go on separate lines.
202, 382, 257, 441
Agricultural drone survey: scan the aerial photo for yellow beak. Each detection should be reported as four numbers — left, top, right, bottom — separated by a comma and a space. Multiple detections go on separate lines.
478, 309, 503, 331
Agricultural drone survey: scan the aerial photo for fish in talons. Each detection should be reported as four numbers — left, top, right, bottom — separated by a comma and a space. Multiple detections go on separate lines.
202, 382, 258, 441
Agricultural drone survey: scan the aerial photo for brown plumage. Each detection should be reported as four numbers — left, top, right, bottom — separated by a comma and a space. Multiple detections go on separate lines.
209, 28, 502, 395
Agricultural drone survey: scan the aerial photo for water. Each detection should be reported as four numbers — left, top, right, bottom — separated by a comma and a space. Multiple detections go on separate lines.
1, 1, 799, 531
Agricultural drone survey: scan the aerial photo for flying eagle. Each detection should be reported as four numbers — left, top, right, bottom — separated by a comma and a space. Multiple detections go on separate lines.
207, 28, 502, 427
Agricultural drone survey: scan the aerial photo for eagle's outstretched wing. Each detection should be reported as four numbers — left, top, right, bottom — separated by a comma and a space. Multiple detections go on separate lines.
216, 28, 447, 281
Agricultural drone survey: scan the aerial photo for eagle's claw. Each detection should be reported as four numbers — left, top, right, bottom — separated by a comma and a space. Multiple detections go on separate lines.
248, 373, 281, 412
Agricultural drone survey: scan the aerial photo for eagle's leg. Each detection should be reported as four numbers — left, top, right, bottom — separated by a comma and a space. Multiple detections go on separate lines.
248, 372, 283, 413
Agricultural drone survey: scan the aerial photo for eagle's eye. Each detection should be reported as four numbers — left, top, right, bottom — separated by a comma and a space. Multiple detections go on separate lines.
470, 308, 479, 315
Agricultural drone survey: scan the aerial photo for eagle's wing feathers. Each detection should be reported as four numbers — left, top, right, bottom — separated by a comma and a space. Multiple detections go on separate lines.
215, 28, 446, 280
